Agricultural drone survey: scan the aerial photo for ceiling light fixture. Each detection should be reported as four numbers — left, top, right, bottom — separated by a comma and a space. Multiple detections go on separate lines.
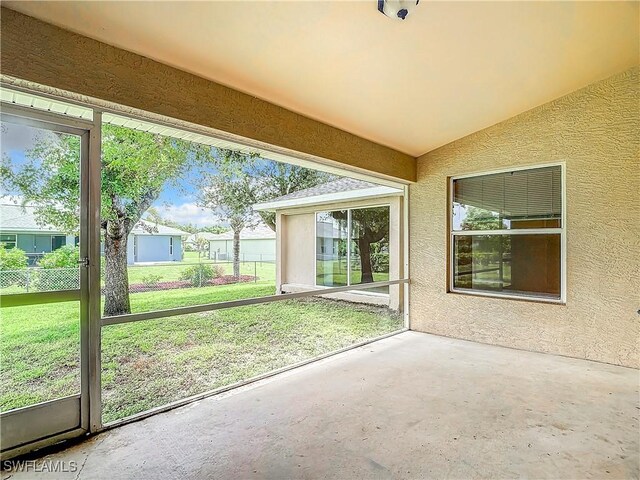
378, 0, 419, 20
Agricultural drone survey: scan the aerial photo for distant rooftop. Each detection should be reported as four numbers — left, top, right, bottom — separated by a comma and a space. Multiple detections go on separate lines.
132, 219, 190, 237
265, 178, 378, 204
0, 203, 66, 233
186, 232, 222, 243
208, 223, 275, 241
253, 178, 403, 211
0, 203, 189, 236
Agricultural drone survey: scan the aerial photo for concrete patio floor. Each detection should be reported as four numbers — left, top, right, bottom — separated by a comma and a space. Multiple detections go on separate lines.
3, 331, 639, 479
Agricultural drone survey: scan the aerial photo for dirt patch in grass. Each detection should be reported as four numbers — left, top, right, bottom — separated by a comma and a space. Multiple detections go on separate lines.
128, 275, 256, 293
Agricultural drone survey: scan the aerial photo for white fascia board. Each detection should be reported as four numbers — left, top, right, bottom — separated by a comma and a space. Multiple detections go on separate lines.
0, 228, 67, 235
253, 186, 402, 211
132, 232, 188, 237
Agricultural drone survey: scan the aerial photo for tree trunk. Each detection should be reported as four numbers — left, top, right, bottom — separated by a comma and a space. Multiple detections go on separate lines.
103, 229, 131, 316
233, 229, 241, 280
358, 236, 374, 283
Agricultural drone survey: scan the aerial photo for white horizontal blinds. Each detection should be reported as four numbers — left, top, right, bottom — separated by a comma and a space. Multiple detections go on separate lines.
511, 166, 562, 220
453, 166, 562, 227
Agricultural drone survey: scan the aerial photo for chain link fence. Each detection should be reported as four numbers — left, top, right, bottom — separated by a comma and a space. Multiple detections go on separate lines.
0, 260, 276, 295
126, 260, 275, 293
0, 267, 80, 294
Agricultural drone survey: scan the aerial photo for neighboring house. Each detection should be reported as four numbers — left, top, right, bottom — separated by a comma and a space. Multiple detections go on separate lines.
0, 204, 77, 265
253, 178, 404, 309
0, 205, 188, 266
126, 220, 188, 265
208, 223, 275, 262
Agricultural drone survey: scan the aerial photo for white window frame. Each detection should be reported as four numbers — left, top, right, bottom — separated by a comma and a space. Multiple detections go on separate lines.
449, 162, 567, 304
51, 235, 66, 251
169, 237, 174, 256
0, 233, 17, 249
313, 204, 391, 294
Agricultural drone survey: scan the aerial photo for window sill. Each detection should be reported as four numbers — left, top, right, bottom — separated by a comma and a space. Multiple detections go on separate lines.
449, 288, 565, 305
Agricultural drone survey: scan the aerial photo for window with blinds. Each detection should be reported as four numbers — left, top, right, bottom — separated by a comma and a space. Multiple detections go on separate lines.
450, 165, 564, 301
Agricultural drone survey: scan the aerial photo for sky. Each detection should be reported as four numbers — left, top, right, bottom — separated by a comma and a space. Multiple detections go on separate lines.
1, 121, 339, 229
2, 122, 224, 228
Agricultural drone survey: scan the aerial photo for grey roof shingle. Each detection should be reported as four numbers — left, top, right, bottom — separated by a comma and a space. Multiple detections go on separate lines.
131, 220, 190, 236
0, 204, 189, 236
208, 223, 275, 241
262, 178, 379, 204
0, 204, 65, 233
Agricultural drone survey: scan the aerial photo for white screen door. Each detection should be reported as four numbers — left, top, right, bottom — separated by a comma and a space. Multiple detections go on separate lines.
0, 106, 95, 456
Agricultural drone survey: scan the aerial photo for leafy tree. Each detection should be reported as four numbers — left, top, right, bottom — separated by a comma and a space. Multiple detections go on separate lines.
458, 205, 509, 274
1, 125, 214, 316
251, 161, 335, 231
198, 152, 334, 279
193, 236, 210, 261
460, 205, 503, 231
198, 152, 260, 279
199, 225, 229, 235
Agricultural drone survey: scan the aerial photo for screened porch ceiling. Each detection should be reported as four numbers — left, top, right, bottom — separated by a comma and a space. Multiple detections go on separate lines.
3, 1, 638, 157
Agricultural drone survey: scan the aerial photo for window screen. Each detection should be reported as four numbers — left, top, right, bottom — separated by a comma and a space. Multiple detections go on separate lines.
451, 165, 563, 300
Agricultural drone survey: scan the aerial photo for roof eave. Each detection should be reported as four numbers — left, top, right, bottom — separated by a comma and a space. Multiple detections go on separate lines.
0, 228, 68, 235
253, 186, 402, 211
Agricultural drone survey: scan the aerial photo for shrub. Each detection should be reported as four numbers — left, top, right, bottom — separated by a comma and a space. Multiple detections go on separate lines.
0, 245, 29, 288
38, 245, 80, 269
141, 274, 162, 288
179, 264, 223, 287
0, 244, 28, 270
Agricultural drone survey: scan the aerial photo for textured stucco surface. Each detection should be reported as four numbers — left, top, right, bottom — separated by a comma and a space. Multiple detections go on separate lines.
410, 68, 640, 367
0, 8, 415, 182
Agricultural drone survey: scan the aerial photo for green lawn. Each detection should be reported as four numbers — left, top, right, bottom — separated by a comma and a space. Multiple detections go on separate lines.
126, 259, 276, 285
0, 258, 276, 295
0, 283, 402, 423
182, 251, 206, 263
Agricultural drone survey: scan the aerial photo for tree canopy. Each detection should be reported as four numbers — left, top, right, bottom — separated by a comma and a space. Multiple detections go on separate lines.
1, 124, 216, 316
198, 150, 335, 277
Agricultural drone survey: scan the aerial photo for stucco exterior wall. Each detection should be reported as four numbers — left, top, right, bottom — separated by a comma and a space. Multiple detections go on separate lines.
209, 239, 276, 261
126, 234, 182, 264
410, 67, 639, 368
0, 7, 415, 182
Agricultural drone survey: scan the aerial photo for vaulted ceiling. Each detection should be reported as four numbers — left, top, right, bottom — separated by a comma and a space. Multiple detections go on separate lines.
5, 1, 639, 157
